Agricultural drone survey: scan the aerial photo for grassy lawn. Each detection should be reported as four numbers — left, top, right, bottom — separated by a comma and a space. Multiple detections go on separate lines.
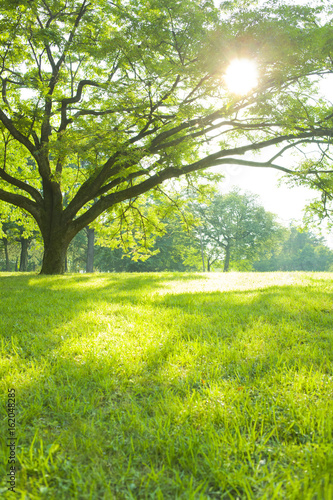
0, 271, 333, 499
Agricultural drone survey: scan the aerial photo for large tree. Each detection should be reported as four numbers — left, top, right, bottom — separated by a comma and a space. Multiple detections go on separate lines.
0, 0, 332, 273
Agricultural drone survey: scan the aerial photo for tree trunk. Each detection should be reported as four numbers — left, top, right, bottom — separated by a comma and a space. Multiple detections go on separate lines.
3, 238, 10, 271
40, 237, 70, 274
86, 227, 95, 273
223, 245, 231, 272
207, 258, 211, 272
19, 238, 29, 272
200, 231, 205, 272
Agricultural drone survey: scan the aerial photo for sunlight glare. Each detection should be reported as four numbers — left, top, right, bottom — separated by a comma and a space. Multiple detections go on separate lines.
224, 59, 258, 95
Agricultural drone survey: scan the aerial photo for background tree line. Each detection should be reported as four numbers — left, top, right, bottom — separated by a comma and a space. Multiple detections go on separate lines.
2, 190, 333, 273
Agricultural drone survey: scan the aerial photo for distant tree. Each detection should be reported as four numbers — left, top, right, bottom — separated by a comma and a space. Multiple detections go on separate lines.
66, 230, 86, 272
18, 232, 31, 272
85, 227, 95, 273
192, 190, 284, 271
253, 226, 333, 271
142, 216, 200, 272
285, 158, 333, 234
0, 232, 11, 271
0, 223, 20, 271
93, 212, 199, 272
0, 201, 42, 271
0, 222, 41, 272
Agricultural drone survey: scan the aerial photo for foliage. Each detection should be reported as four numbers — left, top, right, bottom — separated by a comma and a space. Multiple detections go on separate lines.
0, 203, 42, 270
0, 272, 333, 498
190, 190, 285, 271
0, 0, 332, 273
95, 214, 200, 272
0, 232, 20, 272
282, 156, 333, 234
0, 234, 42, 272
66, 228, 87, 272
254, 226, 333, 271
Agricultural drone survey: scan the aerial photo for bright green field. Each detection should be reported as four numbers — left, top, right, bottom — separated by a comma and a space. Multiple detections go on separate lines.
0, 272, 333, 499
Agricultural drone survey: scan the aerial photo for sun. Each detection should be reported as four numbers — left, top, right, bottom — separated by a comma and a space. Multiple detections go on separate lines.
224, 59, 258, 95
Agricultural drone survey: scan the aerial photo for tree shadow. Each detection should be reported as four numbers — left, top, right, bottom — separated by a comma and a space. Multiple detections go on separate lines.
1, 273, 332, 498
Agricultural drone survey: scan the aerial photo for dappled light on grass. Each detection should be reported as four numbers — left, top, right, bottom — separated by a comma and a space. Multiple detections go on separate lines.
156, 271, 300, 295
0, 272, 332, 498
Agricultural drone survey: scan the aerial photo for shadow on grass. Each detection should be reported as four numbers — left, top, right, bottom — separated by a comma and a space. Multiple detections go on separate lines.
0, 273, 332, 499
1, 272, 332, 406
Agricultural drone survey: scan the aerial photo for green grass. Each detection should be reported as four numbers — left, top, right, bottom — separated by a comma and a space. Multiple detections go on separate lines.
0, 271, 332, 499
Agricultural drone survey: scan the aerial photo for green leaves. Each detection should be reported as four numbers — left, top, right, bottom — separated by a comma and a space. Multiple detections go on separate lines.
0, 0, 332, 272
190, 190, 284, 271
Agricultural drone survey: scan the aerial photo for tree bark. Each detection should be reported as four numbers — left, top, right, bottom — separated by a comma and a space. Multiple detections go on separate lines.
199, 231, 205, 272
86, 227, 95, 273
40, 235, 71, 274
39, 189, 74, 274
19, 238, 29, 272
3, 238, 10, 271
223, 245, 231, 272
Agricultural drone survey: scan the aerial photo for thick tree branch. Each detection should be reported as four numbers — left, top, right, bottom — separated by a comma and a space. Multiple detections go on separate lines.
210, 158, 293, 174
69, 128, 332, 233
65, 119, 287, 219
136, 75, 181, 138
39, 1, 90, 142
1, 78, 11, 109
58, 79, 102, 132
95, 169, 151, 196
0, 168, 43, 204
36, 15, 56, 72
149, 119, 285, 152
0, 189, 41, 224
0, 108, 36, 155
177, 130, 332, 176
146, 99, 262, 153
55, 1, 89, 71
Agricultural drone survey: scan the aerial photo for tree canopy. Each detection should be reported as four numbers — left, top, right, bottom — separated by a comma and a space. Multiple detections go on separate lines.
189, 190, 283, 271
0, 0, 332, 273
